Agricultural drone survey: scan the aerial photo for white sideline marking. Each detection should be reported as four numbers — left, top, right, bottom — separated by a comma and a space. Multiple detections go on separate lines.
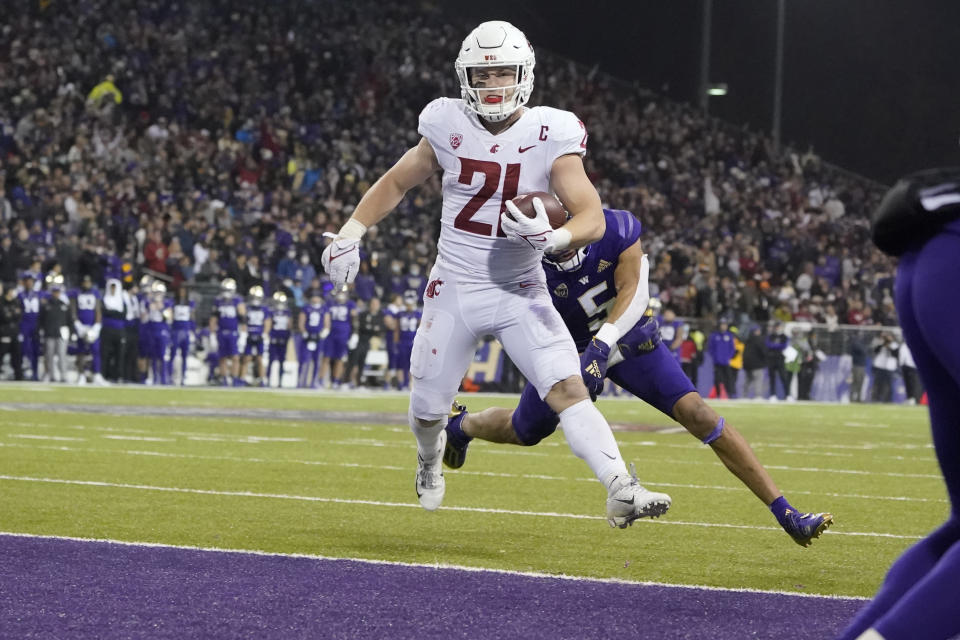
102, 435, 176, 443
0, 441, 946, 504
7, 434, 86, 442
0, 530, 868, 601
0, 474, 925, 541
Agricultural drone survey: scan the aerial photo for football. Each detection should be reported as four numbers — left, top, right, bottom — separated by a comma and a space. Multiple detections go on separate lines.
507, 192, 569, 229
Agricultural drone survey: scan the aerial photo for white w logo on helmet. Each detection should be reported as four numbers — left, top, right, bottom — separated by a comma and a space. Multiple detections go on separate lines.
455, 21, 535, 122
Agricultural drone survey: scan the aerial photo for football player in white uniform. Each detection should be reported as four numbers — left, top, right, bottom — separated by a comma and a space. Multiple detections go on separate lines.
322, 21, 670, 524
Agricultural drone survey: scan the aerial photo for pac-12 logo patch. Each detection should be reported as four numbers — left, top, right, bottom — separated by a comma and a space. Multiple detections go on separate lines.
450, 134, 463, 150
553, 283, 568, 298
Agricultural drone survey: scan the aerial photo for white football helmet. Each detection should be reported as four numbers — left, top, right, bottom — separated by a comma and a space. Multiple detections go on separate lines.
248, 285, 264, 306
220, 278, 237, 298
455, 21, 535, 122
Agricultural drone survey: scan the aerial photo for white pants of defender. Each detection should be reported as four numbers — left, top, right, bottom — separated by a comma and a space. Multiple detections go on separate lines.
410, 260, 580, 420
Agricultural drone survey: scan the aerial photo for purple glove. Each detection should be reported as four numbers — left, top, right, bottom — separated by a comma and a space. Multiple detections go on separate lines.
580, 337, 611, 401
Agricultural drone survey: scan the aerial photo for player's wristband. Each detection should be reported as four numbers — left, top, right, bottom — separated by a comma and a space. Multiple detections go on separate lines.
338, 218, 367, 240
594, 323, 620, 347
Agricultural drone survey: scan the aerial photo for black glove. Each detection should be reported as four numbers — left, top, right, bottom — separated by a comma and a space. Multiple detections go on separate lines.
580, 337, 611, 401
872, 167, 960, 256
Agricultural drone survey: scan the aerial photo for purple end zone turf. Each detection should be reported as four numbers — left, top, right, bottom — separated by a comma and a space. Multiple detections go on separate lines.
0, 534, 864, 639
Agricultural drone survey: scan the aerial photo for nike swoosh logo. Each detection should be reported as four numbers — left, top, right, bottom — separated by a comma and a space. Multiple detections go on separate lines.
614, 497, 635, 505
518, 145, 537, 153
518, 283, 538, 288
600, 450, 616, 460
329, 247, 357, 261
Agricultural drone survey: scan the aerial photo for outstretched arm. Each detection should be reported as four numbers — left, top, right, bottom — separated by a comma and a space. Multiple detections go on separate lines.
549, 154, 605, 250
323, 138, 439, 286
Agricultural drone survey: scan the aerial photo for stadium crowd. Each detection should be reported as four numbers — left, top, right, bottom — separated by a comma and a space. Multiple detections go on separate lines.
0, 0, 901, 390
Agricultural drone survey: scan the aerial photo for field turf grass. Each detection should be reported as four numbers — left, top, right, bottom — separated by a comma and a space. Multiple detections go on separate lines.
0, 384, 945, 599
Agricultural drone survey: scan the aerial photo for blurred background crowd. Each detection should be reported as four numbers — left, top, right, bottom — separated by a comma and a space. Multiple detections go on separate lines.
0, 0, 909, 399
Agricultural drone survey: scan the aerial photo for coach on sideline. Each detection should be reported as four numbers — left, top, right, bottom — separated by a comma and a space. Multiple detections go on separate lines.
837, 167, 960, 640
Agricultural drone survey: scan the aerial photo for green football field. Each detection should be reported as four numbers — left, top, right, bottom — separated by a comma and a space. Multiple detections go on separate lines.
0, 383, 945, 598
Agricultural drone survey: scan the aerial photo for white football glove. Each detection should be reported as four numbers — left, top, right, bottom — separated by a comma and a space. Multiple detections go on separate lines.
500, 198, 556, 252
87, 323, 101, 343
319, 328, 330, 340
347, 333, 359, 350
321, 232, 361, 286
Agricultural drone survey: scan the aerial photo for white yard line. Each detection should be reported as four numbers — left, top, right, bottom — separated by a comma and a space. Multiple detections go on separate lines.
0, 530, 869, 600
0, 474, 926, 541
0, 440, 945, 504
7, 434, 86, 442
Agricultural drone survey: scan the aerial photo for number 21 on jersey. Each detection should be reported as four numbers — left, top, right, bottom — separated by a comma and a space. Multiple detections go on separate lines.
454, 158, 520, 237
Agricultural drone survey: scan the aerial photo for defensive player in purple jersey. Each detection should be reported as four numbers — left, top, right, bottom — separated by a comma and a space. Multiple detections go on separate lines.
18, 271, 43, 380
171, 287, 196, 386
71, 274, 105, 385
298, 289, 326, 388
241, 285, 272, 387
445, 208, 833, 542
321, 289, 357, 389
143, 280, 172, 385
209, 278, 245, 386
394, 290, 422, 391
837, 169, 960, 640
268, 291, 293, 387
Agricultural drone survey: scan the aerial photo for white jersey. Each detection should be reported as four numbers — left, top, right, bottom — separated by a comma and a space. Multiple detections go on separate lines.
418, 98, 587, 284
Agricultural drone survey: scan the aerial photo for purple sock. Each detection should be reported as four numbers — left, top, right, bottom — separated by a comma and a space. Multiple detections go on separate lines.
768, 496, 795, 526
446, 412, 472, 449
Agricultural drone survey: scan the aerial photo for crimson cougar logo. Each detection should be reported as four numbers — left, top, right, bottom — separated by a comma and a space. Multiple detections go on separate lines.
426, 279, 444, 298
449, 134, 463, 150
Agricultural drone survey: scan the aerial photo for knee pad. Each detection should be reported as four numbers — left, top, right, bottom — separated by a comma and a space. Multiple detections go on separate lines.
409, 386, 449, 422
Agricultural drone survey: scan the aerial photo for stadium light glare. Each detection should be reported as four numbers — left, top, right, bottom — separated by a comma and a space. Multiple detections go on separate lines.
706, 83, 728, 97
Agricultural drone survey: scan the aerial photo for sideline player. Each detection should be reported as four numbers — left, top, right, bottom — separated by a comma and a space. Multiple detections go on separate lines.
242, 285, 271, 386
322, 20, 668, 525
71, 274, 105, 385
210, 278, 244, 386
171, 286, 196, 386
837, 169, 960, 640
444, 207, 833, 544
298, 289, 326, 388
320, 289, 356, 389
267, 291, 293, 387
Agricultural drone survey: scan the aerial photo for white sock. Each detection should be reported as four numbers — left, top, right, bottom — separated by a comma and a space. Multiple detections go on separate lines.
558, 399, 628, 489
409, 406, 444, 462
854, 630, 885, 640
